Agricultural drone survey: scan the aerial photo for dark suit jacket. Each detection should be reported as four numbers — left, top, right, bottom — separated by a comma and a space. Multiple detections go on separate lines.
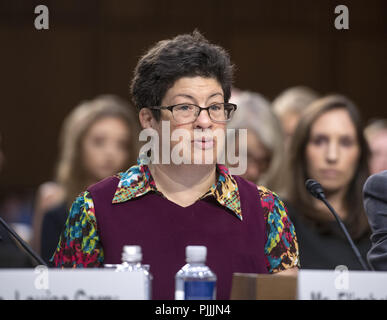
363, 170, 387, 270
41, 202, 68, 266
285, 202, 370, 270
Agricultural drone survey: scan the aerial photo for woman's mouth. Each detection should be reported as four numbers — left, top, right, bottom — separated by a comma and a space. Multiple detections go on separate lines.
320, 169, 341, 178
193, 138, 214, 150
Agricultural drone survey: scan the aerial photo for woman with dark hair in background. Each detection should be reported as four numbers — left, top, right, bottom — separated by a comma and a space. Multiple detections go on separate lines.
285, 94, 371, 270
31, 95, 140, 264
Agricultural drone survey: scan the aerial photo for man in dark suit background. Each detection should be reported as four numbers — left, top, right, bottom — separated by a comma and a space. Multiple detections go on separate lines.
363, 170, 387, 270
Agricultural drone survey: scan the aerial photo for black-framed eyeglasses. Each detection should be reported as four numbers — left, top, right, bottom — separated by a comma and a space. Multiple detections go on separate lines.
148, 103, 237, 124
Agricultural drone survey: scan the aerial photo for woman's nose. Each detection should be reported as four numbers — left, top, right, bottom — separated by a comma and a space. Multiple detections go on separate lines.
326, 142, 339, 163
104, 143, 118, 158
194, 108, 213, 129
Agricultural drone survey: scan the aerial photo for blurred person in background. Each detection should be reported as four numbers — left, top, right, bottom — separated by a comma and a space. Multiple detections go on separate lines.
31, 95, 140, 264
364, 119, 387, 175
228, 90, 286, 195
0, 134, 34, 244
272, 86, 319, 151
0, 133, 34, 267
285, 94, 371, 270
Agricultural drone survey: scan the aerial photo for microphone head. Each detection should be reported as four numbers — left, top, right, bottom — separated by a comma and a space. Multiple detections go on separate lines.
305, 179, 326, 200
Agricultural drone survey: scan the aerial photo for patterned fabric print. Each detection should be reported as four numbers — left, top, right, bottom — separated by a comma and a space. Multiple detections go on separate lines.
51, 191, 103, 268
258, 186, 300, 273
112, 162, 242, 219
112, 164, 157, 203
52, 159, 299, 272
199, 164, 242, 220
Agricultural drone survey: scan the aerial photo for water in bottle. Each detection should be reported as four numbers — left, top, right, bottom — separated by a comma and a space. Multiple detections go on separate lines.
115, 245, 153, 299
175, 245, 217, 300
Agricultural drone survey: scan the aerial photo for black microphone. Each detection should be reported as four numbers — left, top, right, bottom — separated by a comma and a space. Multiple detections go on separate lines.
305, 179, 369, 271
0, 216, 47, 267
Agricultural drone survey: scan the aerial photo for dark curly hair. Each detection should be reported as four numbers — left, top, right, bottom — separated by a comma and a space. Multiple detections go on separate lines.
130, 30, 234, 121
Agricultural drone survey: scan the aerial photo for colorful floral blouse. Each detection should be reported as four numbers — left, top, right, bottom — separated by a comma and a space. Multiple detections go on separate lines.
52, 161, 300, 273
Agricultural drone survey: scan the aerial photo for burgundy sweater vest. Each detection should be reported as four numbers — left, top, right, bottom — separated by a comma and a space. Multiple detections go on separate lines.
87, 175, 268, 300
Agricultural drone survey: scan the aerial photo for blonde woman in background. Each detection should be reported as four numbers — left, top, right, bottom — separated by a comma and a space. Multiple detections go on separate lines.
228, 90, 286, 195
31, 95, 140, 263
272, 86, 319, 151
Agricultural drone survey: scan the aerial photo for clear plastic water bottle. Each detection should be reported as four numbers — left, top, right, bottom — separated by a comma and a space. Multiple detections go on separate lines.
115, 245, 153, 300
175, 245, 217, 300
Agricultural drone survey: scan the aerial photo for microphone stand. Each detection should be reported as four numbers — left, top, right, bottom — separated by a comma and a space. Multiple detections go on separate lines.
0, 216, 47, 267
305, 179, 369, 271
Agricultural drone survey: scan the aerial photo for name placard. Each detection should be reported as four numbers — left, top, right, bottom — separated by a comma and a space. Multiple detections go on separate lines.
298, 269, 387, 300
0, 268, 147, 300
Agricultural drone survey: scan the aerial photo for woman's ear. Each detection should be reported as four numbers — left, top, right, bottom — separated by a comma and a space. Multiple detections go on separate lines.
139, 108, 155, 129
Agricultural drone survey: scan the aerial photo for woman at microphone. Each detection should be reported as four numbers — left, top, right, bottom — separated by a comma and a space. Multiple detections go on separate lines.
51, 31, 299, 300
284, 95, 371, 270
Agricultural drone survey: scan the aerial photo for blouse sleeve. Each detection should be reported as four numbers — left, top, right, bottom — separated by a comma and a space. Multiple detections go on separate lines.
258, 186, 300, 273
51, 191, 104, 268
